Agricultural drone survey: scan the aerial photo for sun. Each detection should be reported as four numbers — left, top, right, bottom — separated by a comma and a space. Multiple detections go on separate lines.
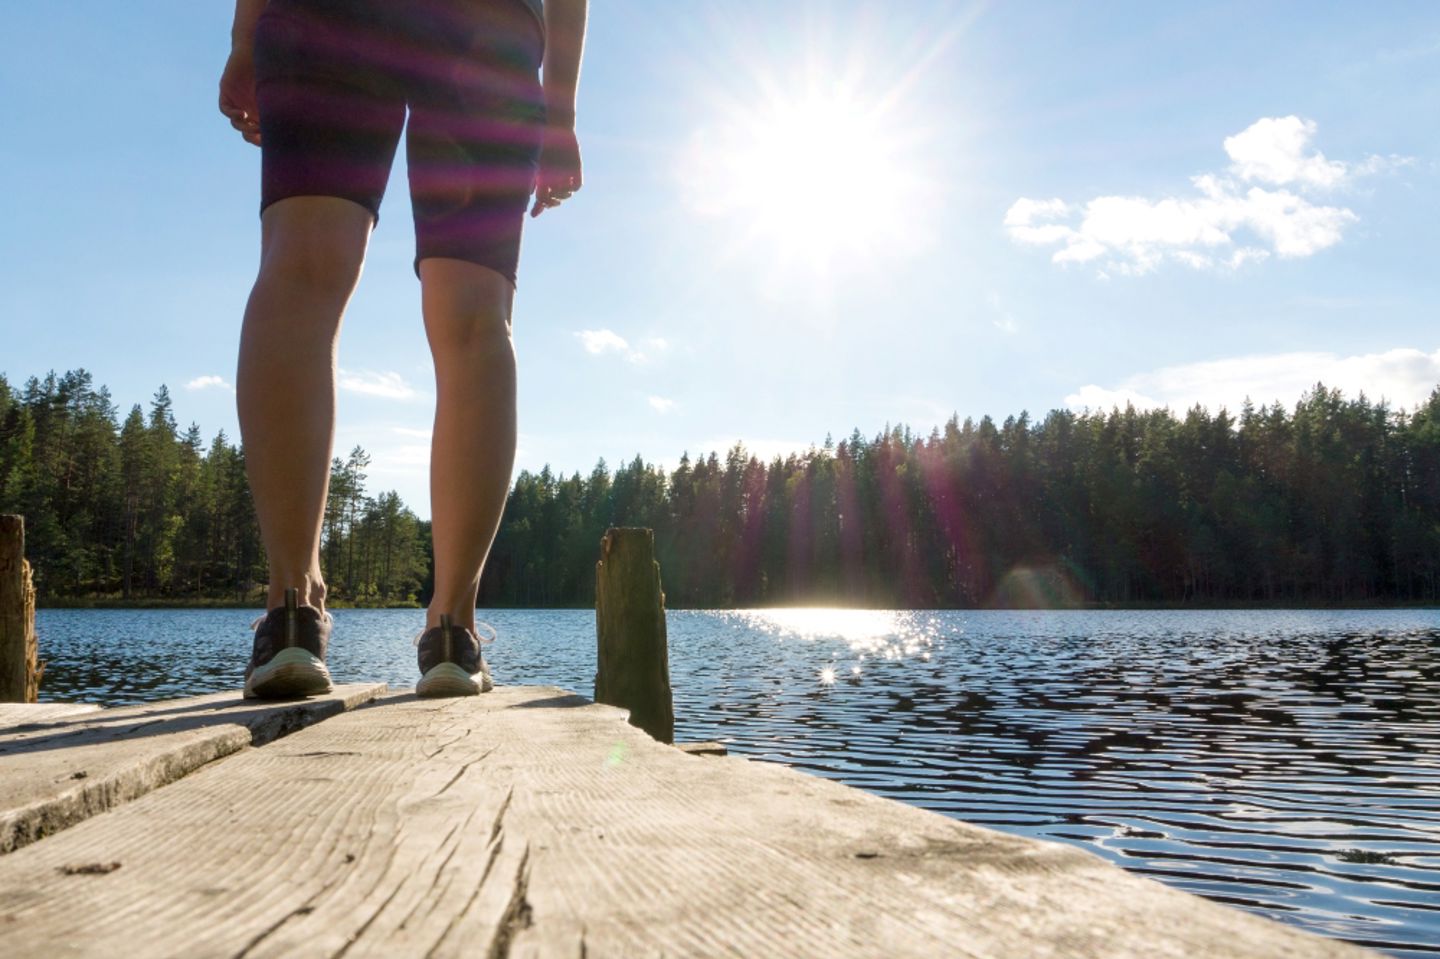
686, 83, 930, 276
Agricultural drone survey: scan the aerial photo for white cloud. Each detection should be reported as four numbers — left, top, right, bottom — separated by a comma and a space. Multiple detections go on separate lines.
1223, 116, 1348, 188
337, 370, 419, 400
390, 426, 432, 439
1066, 347, 1440, 414
1066, 384, 1161, 410
1352, 153, 1416, 177
1003, 198, 1070, 230
1006, 116, 1409, 276
185, 375, 232, 392
648, 395, 676, 414
576, 329, 670, 364
576, 329, 629, 355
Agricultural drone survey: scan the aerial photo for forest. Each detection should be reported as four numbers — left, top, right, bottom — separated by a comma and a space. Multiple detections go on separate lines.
3, 368, 1439, 608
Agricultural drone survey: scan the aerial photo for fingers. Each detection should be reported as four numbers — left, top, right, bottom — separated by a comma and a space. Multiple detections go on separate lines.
228, 114, 262, 145
219, 70, 261, 145
220, 101, 262, 146
529, 176, 581, 218
531, 189, 567, 217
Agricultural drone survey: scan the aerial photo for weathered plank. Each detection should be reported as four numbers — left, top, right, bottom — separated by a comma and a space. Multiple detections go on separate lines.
0, 703, 102, 726
0, 686, 1372, 958
0, 684, 384, 854
0, 515, 39, 703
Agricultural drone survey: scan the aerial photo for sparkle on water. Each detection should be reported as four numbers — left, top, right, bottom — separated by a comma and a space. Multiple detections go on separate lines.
33, 606, 1440, 958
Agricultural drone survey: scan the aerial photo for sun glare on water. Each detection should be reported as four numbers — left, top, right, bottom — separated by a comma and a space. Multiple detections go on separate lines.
735, 608, 939, 669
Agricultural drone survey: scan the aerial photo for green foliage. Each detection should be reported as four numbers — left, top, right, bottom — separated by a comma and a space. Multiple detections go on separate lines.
481, 384, 1440, 607
3, 369, 1438, 607
0, 370, 423, 606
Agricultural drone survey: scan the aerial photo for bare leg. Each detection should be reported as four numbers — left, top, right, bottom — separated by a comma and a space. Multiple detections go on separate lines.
420, 257, 518, 632
237, 197, 373, 612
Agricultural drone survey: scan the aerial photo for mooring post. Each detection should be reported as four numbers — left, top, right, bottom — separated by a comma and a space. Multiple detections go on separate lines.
594, 527, 674, 743
0, 515, 39, 703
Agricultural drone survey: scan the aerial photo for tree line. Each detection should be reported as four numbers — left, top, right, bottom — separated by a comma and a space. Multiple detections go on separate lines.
4, 368, 1439, 607
484, 385, 1440, 607
0, 370, 427, 605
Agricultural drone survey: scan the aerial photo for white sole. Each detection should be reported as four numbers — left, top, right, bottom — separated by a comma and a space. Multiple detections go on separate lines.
416, 662, 493, 698
244, 648, 333, 699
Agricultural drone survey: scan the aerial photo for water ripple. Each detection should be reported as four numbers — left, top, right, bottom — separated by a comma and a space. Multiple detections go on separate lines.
34, 607, 1440, 957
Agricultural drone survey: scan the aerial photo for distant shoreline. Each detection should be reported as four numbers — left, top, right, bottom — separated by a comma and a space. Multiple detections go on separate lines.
38, 599, 1440, 612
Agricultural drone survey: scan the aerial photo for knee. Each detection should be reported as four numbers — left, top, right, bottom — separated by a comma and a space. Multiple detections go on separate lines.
258, 237, 366, 306
429, 309, 515, 366
256, 198, 371, 305
423, 266, 516, 363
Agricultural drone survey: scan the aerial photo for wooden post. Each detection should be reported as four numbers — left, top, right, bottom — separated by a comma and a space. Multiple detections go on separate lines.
594, 527, 674, 744
0, 515, 40, 703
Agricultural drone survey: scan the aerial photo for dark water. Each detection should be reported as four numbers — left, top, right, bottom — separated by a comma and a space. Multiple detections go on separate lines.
35, 608, 1440, 957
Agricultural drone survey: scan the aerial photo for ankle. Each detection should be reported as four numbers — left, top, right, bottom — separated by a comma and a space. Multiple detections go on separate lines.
267, 577, 327, 613
425, 608, 474, 632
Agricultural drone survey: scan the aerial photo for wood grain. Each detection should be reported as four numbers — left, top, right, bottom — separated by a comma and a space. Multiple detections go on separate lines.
0, 703, 102, 725
0, 686, 1373, 958
0, 515, 37, 703
594, 527, 673, 743
0, 684, 384, 854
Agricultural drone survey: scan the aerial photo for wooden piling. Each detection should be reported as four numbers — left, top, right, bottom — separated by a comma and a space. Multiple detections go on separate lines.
0, 515, 39, 703
594, 527, 674, 743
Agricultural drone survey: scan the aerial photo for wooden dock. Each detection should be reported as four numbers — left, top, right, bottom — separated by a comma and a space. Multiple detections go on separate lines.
0, 684, 1373, 958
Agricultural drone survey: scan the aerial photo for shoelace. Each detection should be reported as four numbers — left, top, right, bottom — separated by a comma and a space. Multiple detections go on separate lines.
412, 621, 498, 647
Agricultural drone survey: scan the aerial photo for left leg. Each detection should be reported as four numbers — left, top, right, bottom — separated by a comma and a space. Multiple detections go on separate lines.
420, 258, 518, 633
404, 0, 545, 694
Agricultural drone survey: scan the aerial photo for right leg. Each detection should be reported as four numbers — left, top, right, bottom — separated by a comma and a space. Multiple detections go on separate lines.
237, 196, 372, 612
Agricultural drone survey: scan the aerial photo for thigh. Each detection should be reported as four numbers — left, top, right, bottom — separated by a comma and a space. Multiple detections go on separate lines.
254, 0, 406, 224
403, 1, 547, 284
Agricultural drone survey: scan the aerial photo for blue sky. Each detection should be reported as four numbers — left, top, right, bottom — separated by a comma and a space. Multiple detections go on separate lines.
2, 1, 1437, 517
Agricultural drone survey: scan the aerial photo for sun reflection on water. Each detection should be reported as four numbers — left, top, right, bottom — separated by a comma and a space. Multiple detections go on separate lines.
731, 608, 939, 684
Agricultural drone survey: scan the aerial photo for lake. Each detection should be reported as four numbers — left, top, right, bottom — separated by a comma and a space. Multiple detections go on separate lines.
33, 607, 1440, 957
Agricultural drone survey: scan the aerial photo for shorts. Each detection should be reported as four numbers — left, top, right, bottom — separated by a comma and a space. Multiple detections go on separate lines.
253, 0, 546, 283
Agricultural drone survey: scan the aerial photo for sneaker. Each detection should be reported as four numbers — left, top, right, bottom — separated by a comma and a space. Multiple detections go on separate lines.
243, 587, 334, 699
415, 615, 495, 697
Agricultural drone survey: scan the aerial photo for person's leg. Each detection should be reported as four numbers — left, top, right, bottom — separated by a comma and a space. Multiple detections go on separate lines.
237, 196, 373, 612
401, 0, 543, 649
419, 258, 518, 633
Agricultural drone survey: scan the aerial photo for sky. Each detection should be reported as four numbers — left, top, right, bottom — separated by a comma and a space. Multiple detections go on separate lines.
2, 1, 1437, 517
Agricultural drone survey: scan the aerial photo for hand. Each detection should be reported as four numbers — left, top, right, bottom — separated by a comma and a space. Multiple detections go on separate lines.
219, 48, 261, 146
530, 123, 582, 217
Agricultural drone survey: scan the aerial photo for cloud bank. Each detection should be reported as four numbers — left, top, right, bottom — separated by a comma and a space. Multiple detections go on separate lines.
1006, 116, 1410, 276
1066, 347, 1440, 414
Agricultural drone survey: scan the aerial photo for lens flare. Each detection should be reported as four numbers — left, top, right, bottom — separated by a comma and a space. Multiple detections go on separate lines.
682, 66, 939, 281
